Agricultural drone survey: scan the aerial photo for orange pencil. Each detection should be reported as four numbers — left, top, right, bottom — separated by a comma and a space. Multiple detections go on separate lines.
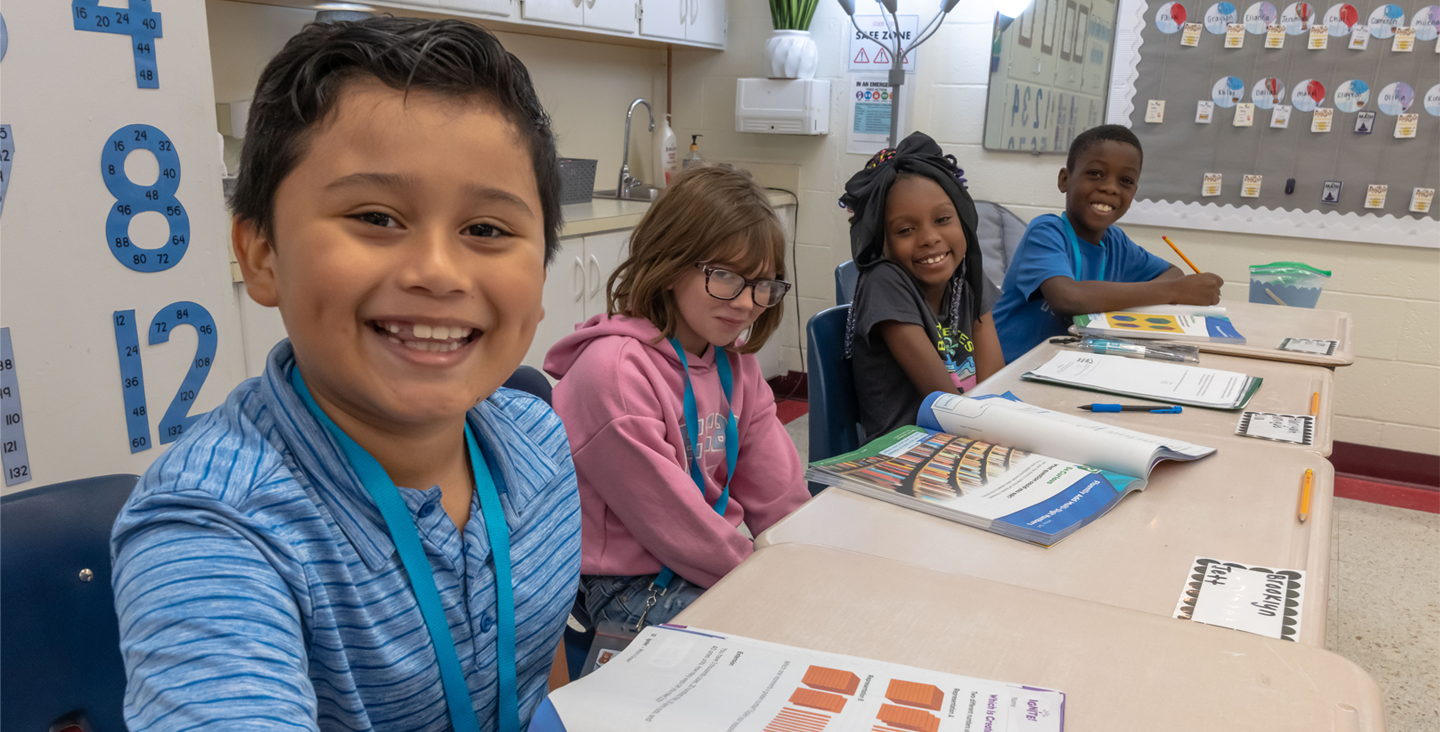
1297, 468, 1314, 523
1309, 391, 1320, 415
1162, 236, 1202, 274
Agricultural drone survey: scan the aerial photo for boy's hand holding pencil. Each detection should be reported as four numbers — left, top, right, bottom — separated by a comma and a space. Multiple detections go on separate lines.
1163, 235, 1224, 306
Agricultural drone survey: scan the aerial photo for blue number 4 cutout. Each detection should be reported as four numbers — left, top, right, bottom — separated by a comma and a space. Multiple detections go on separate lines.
72, 0, 163, 89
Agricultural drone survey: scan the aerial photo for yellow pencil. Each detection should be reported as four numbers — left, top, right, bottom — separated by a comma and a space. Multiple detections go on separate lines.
1297, 468, 1314, 523
1162, 236, 1202, 274
1309, 391, 1320, 415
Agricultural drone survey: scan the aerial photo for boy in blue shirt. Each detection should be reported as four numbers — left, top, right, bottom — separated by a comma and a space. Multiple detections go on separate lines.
110, 18, 579, 730
993, 125, 1223, 362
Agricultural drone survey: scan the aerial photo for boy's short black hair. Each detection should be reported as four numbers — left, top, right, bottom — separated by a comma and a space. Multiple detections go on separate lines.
1066, 124, 1143, 171
230, 17, 562, 263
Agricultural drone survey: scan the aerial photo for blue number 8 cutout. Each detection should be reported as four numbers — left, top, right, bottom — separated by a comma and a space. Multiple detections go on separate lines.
72, 0, 163, 88
102, 124, 188, 273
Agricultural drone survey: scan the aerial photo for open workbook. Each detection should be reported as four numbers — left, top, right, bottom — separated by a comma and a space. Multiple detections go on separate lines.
533, 625, 1066, 732
805, 394, 1217, 546
1073, 305, 1246, 344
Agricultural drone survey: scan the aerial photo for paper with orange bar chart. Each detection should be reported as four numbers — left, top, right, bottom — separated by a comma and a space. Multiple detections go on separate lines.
532, 625, 1065, 732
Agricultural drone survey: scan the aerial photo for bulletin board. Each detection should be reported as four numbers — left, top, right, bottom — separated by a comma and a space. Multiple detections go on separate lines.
0, 2, 246, 492
1107, 0, 1440, 247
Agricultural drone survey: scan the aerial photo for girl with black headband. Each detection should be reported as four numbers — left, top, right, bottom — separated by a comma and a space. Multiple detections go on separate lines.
840, 132, 1005, 440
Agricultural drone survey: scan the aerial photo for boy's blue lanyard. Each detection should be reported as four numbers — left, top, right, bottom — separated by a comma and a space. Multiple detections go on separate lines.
1060, 212, 1106, 282
289, 368, 518, 732
654, 339, 738, 591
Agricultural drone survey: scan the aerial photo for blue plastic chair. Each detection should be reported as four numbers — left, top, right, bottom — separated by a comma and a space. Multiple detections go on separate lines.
502, 365, 553, 405
834, 260, 858, 306
806, 305, 863, 495
2, 474, 139, 732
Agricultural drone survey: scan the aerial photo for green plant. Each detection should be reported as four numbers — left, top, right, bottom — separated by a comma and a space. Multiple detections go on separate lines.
770, 0, 820, 30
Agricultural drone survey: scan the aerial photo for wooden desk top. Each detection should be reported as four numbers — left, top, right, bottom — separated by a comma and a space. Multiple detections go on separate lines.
977, 341, 1335, 456
676, 544, 1383, 732
763, 441, 1334, 646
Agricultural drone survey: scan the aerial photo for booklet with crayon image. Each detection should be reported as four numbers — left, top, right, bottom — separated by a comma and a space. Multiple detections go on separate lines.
804, 394, 1217, 546
1074, 305, 1246, 344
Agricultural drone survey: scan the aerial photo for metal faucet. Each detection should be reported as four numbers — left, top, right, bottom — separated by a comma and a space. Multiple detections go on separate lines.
615, 98, 654, 199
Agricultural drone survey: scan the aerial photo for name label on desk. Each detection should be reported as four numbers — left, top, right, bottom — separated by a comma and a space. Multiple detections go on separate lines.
1175, 557, 1306, 641
1278, 337, 1338, 356
1236, 411, 1315, 445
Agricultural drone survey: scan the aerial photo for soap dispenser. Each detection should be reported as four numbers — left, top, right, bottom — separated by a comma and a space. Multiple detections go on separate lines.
654, 114, 678, 187
683, 135, 707, 169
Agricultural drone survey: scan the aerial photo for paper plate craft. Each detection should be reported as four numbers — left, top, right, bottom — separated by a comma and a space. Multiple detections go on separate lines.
1244, 2, 1278, 32
1157, 2, 1189, 32
1213, 76, 1247, 107
1252, 78, 1286, 108
1367, 4, 1404, 38
1292, 79, 1326, 111
1324, 3, 1358, 34
1205, 2, 1239, 32
1425, 84, 1440, 117
1334, 79, 1370, 113
1280, 2, 1314, 33
1377, 82, 1415, 115
1413, 5, 1440, 40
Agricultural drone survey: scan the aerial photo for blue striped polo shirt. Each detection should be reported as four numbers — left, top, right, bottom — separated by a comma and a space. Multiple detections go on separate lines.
110, 341, 581, 730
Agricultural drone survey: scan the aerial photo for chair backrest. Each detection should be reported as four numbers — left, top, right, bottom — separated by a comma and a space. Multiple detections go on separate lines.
973, 200, 1027, 291
502, 365, 554, 406
806, 305, 862, 495
834, 260, 858, 306
2, 474, 140, 732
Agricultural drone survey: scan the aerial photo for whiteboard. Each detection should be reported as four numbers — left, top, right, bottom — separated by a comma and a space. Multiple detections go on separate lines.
0, 1, 246, 492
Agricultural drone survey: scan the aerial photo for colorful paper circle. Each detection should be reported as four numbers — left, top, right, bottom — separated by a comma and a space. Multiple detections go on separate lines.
1367, 4, 1404, 38
1205, 2, 1239, 32
1377, 82, 1415, 115
1292, 79, 1326, 111
1156, 2, 1188, 32
1425, 84, 1440, 117
1413, 6, 1440, 41
1252, 78, 1287, 108
1213, 76, 1247, 108
1280, 2, 1315, 34
1244, 2, 1278, 32
1324, 3, 1357, 35
1334, 79, 1370, 113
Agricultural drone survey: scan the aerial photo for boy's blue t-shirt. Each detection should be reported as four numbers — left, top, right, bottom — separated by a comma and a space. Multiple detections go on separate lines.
993, 213, 1172, 362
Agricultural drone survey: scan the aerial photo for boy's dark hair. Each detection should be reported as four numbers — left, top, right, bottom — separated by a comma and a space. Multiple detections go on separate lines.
1066, 124, 1143, 171
230, 17, 562, 263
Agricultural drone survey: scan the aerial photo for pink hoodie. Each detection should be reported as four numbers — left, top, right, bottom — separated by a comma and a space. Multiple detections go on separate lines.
544, 314, 809, 588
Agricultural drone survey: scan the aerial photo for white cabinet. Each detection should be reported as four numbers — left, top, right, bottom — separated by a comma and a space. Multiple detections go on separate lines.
640, 0, 725, 46
438, 0, 515, 17
523, 229, 633, 374
523, 0, 638, 34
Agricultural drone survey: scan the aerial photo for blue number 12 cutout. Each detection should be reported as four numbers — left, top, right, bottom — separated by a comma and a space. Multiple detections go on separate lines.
72, 0, 163, 88
113, 301, 216, 451
102, 124, 188, 272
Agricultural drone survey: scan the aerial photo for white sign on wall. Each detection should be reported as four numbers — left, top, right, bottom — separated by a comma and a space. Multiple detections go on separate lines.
848, 14, 920, 73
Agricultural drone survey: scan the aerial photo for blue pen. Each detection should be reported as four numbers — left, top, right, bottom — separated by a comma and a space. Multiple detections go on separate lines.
1079, 403, 1183, 413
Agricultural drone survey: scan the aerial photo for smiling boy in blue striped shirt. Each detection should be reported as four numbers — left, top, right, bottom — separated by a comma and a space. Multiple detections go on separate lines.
110, 18, 579, 730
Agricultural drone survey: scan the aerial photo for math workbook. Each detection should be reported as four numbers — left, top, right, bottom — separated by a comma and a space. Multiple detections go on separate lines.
533, 625, 1066, 731
804, 395, 1216, 546
1073, 306, 1246, 344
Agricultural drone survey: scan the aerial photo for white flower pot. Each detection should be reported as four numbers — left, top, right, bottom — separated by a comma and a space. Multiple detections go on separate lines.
764, 30, 818, 80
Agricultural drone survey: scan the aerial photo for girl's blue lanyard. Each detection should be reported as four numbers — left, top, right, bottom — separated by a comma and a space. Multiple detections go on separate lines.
288, 368, 518, 732
654, 339, 738, 592
1060, 212, 1107, 282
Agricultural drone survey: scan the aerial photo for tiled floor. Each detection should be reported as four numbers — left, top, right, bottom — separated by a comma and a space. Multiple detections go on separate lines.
780, 411, 1440, 732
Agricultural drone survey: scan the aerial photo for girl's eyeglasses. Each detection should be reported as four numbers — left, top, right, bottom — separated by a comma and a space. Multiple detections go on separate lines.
697, 265, 791, 308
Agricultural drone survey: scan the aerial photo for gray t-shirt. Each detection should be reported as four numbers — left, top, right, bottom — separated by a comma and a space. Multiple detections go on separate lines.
849, 262, 1000, 440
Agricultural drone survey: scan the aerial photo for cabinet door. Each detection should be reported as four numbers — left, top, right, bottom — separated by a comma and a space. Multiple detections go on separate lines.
440, 0, 515, 16
582, 229, 632, 319
522, 0, 585, 26
639, 0, 687, 41
584, 0, 639, 34
687, 0, 726, 46
524, 237, 587, 373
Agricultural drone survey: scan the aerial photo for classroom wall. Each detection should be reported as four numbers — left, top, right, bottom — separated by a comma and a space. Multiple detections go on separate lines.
669, 0, 1440, 456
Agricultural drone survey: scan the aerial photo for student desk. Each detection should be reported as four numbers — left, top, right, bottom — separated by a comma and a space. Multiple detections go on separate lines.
1193, 300, 1356, 367
674, 544, 1385, 732
976, 341, 1335, 456
759, 440, 1333, 646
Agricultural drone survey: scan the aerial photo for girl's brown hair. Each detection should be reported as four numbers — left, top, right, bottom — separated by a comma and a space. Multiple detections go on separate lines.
607, 165, 787, 354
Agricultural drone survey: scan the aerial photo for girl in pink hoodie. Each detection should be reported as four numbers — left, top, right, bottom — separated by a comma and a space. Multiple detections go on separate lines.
545, 166, 810, 629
